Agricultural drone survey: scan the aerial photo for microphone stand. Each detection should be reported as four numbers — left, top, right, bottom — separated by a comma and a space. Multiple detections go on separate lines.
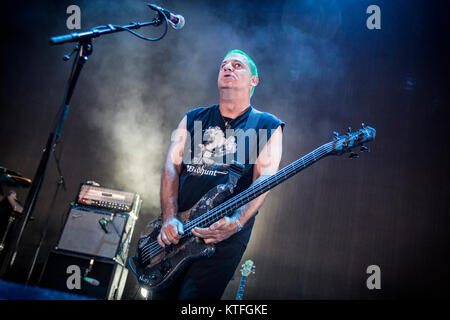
25, 151, 66, 285
0, 11, 167, 280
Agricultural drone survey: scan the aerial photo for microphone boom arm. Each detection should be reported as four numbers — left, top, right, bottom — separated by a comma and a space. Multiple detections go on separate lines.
50, 19, 164, 45
50, 3, 177, 45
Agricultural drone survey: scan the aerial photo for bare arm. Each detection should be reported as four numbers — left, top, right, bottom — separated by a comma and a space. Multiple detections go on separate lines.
157, 116, 187, 247
192, 125, 283, 244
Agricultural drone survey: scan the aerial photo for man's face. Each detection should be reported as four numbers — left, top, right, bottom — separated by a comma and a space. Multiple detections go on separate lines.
217, 53, 257, 95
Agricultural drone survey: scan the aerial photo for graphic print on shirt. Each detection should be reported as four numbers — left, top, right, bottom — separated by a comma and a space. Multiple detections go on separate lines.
188, 126, 236, 176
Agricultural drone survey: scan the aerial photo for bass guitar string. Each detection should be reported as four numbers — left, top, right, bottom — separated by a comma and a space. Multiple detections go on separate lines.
185, 129, 370, 232
184, 142, 333, 229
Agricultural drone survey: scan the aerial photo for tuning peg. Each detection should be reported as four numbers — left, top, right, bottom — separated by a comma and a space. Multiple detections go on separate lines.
360, 145, 370, 152
346, 127, 352, 137
333, 131, 339, 140
349, 152, 359, 159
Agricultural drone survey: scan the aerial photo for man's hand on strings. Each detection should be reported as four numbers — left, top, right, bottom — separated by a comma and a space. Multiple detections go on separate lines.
192, 216, 239, 244
157, 216, 184, 247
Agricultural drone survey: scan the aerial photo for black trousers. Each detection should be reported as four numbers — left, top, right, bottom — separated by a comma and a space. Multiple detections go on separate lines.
150, 224, 252, 300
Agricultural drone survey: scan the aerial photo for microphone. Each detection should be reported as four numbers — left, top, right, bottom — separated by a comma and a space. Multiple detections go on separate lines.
83, 259, 100, 286
147, 4, 185, 29
83, 276, 100, 286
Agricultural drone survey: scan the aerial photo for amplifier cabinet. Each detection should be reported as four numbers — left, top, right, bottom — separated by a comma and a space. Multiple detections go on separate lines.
39, 250, 128, 300
40, 195, 141, 299
56, 207, 128, 260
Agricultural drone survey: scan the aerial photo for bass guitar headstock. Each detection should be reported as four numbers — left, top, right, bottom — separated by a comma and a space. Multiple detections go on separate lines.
240, 259, 255, 277
329, 123, 376, 158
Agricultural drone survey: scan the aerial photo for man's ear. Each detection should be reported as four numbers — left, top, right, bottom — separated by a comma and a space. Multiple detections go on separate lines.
251, 75, 259, 87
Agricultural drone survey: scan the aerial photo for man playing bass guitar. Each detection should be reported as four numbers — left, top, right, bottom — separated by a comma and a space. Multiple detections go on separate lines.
151, 49, 285, 300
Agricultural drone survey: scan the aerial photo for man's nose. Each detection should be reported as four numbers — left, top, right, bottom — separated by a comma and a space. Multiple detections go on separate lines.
223, 62, 233, 71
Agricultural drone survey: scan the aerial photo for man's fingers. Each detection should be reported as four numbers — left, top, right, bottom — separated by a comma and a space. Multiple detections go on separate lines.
165, 225, 178, 240
157, 219, 185, 248
192, 227, 208, 233
203, 238, 216, 244
161, 232, 172, 245
190, 218, 236, 244
167, 225, 182, 242
157, 234, 165, 247
163, 227, 182, 244
210, 222, 220, 230
192, 229, 217, 244
210, 218, 227, 230
192, 228, 204, 238
192, 227, 212, 237
192, 228, 225, 244
163, 220, 184, 240
176, 223, 184, 236
192, 228, 221, 244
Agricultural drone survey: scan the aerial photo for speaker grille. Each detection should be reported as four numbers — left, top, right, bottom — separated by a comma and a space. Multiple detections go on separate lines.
57, 207, 127, 259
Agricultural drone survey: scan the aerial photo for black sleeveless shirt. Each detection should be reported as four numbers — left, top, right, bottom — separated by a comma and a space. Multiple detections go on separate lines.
178, 104, 285, 245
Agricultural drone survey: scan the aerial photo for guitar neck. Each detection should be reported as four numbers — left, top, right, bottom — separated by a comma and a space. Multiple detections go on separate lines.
186, 141, 333, 231
235, 275, 247, 300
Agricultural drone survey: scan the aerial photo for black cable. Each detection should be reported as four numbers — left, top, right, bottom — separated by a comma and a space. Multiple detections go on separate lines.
116, 226, 132, 256
89, 7, 169, 43
128, 256, 139, 278
110, 21, 168, 42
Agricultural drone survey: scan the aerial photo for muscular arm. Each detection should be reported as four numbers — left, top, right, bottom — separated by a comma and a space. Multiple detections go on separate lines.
192, 125, 283, 244
157, 116, 187, 247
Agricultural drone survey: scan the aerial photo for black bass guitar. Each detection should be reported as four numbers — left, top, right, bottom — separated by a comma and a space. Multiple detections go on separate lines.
131, 124, 376, 292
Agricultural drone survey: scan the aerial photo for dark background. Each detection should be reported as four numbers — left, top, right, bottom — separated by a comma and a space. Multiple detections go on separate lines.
0, 0, 449, 299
